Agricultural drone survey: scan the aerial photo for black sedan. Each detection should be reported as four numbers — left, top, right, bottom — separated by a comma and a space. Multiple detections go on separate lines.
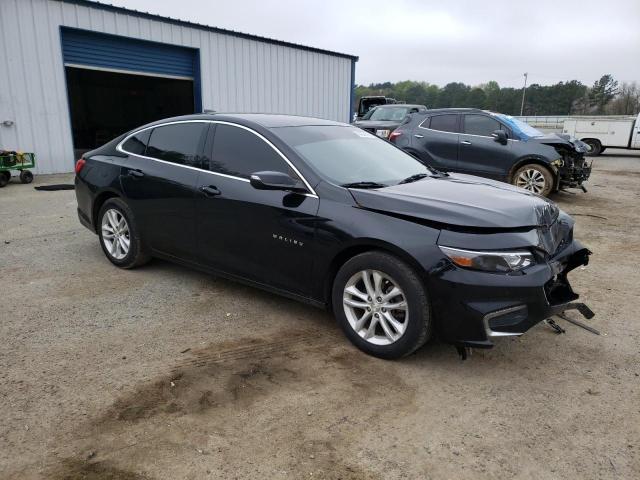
75, 114, 592, 359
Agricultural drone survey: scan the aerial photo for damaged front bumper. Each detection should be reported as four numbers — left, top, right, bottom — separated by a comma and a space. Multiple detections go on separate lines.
557, 163, 592, 190
429, 240, 592, 348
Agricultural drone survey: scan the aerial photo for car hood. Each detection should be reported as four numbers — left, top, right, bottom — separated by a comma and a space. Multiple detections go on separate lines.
349, 173, 559, 230
528, 133, 589, 153
353, 120, 403, 130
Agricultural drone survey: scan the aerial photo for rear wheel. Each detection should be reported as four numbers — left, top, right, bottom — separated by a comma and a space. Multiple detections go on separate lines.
0, 171, 9, 187
583, 139, 602, 156
512, 163, 554, 196
98, 198, 150, 269
332, 251, 432, 359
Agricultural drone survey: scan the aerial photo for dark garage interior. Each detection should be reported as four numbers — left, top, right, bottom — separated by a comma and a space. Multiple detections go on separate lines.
65, 67, 195, 157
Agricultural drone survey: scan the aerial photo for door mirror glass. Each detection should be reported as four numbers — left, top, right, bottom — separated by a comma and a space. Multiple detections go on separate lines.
492, 129, 508, 144
249, 171, 307, 193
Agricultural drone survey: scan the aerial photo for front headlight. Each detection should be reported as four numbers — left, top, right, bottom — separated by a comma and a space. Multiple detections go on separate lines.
439, 246, 535, 273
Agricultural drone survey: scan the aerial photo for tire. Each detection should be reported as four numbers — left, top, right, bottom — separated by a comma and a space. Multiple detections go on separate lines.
332, 251, 432, 359
583, 139, 602, 156
512, 163, 554, 197
98, 198, 150, 269
0, 171, 9, 188
19, 170, 33, 184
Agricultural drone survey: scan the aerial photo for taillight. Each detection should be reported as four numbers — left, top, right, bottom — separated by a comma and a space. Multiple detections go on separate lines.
75, 158, 86, 174
389, 131, 402, 143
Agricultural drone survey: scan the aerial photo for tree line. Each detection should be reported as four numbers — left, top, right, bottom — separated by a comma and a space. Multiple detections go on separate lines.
355, 75, 640, 116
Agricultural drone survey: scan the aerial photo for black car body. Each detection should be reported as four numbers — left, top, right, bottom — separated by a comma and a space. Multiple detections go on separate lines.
353, 104, 428, 140
75, 113, 592, 359
390, 108, 592, 196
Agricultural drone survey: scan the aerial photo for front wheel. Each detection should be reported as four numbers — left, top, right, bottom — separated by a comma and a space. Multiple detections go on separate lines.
332, 251, 432, 359
512, 163, 554, 196
98, 198, 150, 269
0, 171, 9, 188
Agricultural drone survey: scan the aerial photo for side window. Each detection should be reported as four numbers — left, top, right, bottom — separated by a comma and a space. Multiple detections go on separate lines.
425, 114, 458, 133
122, 129, 151, 155
463, 114, 502, 137
211, 124, 294, 179
146, 123, 207, 167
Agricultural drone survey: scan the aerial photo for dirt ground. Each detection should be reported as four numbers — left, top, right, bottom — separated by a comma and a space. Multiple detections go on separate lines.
1, 150, 639, 480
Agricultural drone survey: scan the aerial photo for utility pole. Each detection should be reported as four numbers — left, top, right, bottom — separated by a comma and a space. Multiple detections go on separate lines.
520, 72, 528, 116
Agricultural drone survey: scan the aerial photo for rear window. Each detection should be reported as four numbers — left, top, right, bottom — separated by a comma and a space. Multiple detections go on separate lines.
423, 114, 458, 133
146, 123, 207, 167
122, 129, 151, 155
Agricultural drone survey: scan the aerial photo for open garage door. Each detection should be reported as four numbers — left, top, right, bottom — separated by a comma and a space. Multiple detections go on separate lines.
61, 28, 201, 158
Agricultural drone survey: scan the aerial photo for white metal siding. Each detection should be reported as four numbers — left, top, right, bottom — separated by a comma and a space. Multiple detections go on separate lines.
0, 0, 353, 174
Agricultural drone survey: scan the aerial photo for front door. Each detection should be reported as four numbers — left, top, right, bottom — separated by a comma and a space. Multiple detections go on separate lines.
457, 114, 514, 181
195, 123, 319, 296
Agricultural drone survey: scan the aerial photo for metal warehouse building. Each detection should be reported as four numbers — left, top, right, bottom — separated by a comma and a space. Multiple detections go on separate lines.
0, 0, 358, 174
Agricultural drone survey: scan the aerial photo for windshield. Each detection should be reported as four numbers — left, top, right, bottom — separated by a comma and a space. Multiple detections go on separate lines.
274, 126, 429, 186
495, 114, 545, 139
363, 106, 410, 122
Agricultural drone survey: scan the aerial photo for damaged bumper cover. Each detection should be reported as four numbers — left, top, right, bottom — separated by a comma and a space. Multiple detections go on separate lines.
429, 239, 591, 348
557, 163, 592, 189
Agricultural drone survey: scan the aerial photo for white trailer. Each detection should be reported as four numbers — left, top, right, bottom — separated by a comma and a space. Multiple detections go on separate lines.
562, 113, 640, 156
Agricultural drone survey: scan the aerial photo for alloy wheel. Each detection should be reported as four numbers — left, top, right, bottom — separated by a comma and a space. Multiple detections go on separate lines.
342, 269, 408, 345
101, 209, 131, 260
516, 168, 546, 194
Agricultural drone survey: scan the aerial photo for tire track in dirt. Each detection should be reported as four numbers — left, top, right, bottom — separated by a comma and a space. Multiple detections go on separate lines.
26, 329, 407, 479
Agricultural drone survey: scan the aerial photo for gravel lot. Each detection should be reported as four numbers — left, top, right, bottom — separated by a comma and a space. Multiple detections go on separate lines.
1, 150, 639, 479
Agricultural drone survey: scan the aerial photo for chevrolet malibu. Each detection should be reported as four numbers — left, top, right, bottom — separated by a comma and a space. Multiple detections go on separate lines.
75, 114, 592, 359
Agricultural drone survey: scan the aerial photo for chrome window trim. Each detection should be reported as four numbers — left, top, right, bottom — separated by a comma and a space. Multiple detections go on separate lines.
417, 116, 520, 141
116, 119, 318, 197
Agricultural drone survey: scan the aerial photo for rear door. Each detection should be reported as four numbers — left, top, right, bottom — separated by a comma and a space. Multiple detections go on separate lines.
458, 114, 513, 181
411, 113, 459, 171
195, 123, 319, 296
120, 121, 207, 261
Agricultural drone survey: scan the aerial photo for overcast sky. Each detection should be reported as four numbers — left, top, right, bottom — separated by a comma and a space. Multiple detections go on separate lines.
106, 0, 640, 88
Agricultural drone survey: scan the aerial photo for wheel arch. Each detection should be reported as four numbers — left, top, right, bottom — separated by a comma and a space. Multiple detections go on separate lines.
322, 239, 428, 310
92, 189, 122, 233
508, 156, 556, 184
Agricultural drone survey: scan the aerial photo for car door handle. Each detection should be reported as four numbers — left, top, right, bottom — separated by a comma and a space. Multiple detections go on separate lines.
127, 169, 144, 178
200, 185, 221, 197
414, 134, 424, 139
460, 140, 472, 145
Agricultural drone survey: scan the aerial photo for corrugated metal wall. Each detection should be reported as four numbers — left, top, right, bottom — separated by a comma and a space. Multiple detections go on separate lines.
0, 0, 354, 174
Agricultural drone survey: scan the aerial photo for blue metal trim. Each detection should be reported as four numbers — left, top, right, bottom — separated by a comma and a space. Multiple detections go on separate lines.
58, 26, 78, 168
349, 59, 356, 123
194, 50, 202, 112
56, 0, 358, 61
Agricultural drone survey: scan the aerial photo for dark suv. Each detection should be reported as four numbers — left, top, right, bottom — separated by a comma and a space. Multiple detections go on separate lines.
390, 108, 591, 196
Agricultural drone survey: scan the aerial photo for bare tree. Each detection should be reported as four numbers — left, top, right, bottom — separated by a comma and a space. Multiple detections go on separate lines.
605, 82, 640, 115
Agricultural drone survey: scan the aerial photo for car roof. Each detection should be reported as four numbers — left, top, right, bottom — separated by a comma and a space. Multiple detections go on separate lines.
421, 108, 485, 114
132, 113, 348, 130
372, 104, 426, 109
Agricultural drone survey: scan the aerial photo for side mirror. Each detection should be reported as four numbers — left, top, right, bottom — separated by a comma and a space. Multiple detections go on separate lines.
492, 129, 508, 145
249, 171, 307, 193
